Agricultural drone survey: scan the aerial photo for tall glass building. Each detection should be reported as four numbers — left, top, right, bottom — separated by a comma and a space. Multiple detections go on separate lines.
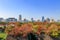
42, 16, 45, 22
19, 15, 22, 21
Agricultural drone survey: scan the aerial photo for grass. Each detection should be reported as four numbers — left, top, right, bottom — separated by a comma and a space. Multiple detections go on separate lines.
0, 32, 7, 40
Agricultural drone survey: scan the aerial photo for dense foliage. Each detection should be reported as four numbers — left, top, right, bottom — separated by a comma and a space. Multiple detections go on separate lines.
0, 22, 60, 40
5, 22, 60, 38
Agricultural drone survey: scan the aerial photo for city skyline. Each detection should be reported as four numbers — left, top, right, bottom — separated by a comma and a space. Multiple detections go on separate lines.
0, 14, 56, 22
0, 15, 47, 21
0, 0, 60, 21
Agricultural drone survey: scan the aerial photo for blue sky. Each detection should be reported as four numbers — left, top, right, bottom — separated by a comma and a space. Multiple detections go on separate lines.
0, 0, 60, 21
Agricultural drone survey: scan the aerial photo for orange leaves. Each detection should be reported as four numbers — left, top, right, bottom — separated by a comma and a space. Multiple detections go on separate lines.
9, 23, 33, 36
38, 25, 46, 32
21, 24, 32, 34
5, 22, 60, 37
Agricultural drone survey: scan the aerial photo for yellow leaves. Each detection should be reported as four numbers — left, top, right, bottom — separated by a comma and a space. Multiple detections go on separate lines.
51, 31, 59, 37
32, 25, 39, 33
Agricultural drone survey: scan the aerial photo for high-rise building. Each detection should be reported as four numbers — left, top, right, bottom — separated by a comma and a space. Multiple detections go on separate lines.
31, 18, 34, 22
42, 16, 45, 22
19, 15, 22, 21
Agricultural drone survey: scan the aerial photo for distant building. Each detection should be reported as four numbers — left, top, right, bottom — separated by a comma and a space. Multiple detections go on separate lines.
19, 15, 22, 21
31, 18, 34, 22
42, 16, 45, 22
46, 18, 50, 22
6, 18, 17, 22
50, 19, 55, 22
23, 18, 28, 22
37, 19, 40, 22
0, 18, 4, 22
57, 20, 60, 22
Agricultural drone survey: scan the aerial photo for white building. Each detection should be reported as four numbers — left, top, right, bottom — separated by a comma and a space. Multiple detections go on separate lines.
6, 18, 17, 22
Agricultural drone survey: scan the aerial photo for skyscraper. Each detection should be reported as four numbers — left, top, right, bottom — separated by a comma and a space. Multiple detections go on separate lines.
31, 18, 34, 22
42, 16, 45, 22
19, 15, 22, 21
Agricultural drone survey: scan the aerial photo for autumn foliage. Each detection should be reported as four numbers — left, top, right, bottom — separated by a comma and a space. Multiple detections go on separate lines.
5, 22, 60, 37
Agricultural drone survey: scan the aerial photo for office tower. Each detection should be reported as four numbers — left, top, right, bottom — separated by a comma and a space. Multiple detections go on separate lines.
19, 15, 22, 21
42, 16, 45, 22
31, 18, 34, 22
